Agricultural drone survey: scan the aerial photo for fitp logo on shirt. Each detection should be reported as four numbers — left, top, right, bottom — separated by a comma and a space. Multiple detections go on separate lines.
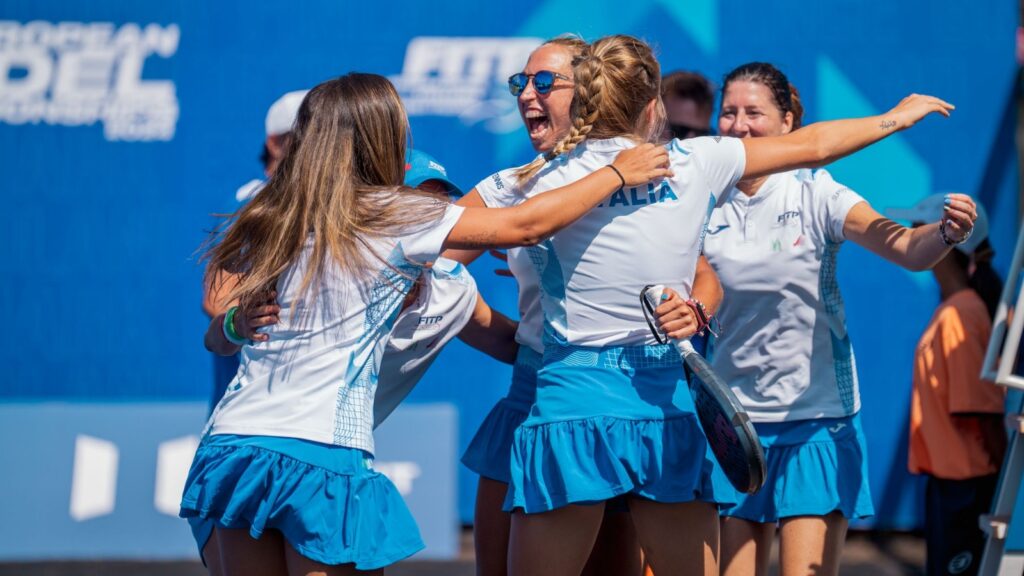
0, 20, 180, 141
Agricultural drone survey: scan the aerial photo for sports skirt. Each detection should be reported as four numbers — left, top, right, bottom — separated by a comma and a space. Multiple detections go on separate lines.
715, 413, 875, 522
461, 346, 542, 484
506, 343, 732, 513
179, 434, 423, 570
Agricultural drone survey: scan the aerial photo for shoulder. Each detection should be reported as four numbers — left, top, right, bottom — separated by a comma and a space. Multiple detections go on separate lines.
475, 164, 532, 206
945, 291, 991, 329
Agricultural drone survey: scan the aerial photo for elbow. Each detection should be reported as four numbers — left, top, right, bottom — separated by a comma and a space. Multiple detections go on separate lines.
507, 219, 547, 247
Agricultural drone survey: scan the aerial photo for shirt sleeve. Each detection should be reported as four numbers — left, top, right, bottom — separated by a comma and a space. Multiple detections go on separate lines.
401, 202, 466, 263
940, 306, 1005, 415
807, 169, 866, 243
474, 166, 524, 208
674, 136, 746, 206
374, 260, 478, 427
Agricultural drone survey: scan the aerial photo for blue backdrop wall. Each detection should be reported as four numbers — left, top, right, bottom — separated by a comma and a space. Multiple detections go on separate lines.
1, 0, 1018, 529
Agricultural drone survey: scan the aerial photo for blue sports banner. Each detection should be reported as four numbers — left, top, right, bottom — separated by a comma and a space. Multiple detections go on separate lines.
1, 0, 1018, 531
0, 403, 458, 560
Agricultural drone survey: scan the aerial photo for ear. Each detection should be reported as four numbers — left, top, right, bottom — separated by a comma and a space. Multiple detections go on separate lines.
642, 97, 666, 141
781, 111, 794, 135
265, 134, 287, 156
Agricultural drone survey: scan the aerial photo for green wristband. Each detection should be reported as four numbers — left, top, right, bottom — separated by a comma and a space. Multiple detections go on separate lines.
223, 306, 248, 346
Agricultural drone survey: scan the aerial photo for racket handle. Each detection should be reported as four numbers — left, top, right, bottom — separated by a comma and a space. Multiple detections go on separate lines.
642, 284, 697, 357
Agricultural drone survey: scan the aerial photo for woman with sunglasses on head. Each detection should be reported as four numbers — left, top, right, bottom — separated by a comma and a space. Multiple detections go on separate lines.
477, 34, 954, 576
654, 62, 977, 576
449, 35, 698, 576
179, 72, 670, 576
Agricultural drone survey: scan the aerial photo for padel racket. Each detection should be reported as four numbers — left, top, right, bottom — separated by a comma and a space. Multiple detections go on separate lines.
641, 284, 766, 494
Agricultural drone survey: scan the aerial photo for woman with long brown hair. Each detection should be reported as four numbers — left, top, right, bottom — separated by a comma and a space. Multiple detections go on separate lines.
177, 72, 670, 576
483, 35, 957, 576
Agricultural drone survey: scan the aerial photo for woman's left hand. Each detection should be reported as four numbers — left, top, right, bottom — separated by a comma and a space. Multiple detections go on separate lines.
941, 193, 977, 243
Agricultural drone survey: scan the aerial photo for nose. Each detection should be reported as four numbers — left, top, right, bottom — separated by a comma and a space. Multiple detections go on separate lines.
730, 112, 752, 137
519, 79, 538, 103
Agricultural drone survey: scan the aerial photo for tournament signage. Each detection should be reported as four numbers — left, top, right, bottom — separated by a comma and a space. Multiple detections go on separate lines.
0, 20, 179, 140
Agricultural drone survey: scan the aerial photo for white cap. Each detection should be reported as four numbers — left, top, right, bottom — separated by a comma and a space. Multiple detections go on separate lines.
886, 193, 989, 254
264, 90, 308, 137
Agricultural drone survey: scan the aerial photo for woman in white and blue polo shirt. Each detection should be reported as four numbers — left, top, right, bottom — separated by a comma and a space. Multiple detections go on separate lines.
688, 62, 978, 576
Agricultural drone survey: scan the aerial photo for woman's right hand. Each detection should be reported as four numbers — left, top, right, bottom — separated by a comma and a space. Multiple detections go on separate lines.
612, 143, 673, 185
884, 94, 955, 131
235, 291, 280, 343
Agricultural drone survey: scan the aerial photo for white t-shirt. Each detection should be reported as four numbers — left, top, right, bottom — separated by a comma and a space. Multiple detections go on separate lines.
206, 200, 465, 456
373, 257, 478, 427
702, 168, 866, 422
474, 172, 544, 354
480, 136, 746, 347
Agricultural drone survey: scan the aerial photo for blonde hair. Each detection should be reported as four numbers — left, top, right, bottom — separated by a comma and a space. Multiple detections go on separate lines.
544, 33, 587, 56
516, 34, 663, 183
203, 73, 447, 308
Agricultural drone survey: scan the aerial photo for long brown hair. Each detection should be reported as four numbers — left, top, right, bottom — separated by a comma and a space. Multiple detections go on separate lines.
204, 73, 447, 307
516, 34, 663, 183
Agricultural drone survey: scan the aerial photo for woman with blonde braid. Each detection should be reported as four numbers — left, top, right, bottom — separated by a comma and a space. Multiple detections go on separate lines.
451, 35, 704, 576
477, 35, 956, 576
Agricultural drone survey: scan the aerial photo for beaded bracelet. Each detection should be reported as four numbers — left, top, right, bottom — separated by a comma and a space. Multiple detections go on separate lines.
223, 306, 249, 346
685, 298, 720, 337
938, 218, 972, 247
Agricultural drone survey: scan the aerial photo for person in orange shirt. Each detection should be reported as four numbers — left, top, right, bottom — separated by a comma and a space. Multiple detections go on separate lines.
889, 193, 1006, 576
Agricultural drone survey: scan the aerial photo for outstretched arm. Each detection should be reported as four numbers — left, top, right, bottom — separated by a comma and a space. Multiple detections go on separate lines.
844, 194, 977, 271
443, 144, 672, 250
742, 94, 954, 180
443, 189, 488, 264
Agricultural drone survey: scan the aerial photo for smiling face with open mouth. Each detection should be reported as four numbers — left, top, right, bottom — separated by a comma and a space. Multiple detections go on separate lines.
518, 43, 576, 154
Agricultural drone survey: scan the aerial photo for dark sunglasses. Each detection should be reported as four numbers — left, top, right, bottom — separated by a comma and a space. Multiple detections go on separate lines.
668, 123, 712, 140
508, 70, 571, 96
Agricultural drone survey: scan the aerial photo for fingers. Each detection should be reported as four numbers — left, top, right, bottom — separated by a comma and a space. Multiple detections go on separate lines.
942, 193, 977, 233
613, 144, 674, 185
237, 303, 281, 341
494, 269, 514, 277
489, 249, 509, 262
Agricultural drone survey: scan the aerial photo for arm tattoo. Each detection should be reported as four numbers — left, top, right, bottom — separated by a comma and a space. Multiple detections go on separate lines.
462, 230, 500, 248
879, 120, 897, 130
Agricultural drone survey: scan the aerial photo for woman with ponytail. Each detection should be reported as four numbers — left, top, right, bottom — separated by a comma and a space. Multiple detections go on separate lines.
653, 62, 979, 576
449, 35, 657, 576
889, 196, 1005, 576
491, 37, 960, 575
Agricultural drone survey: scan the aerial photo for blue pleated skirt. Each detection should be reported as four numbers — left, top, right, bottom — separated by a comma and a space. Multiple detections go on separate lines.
506, 343, 731, 513
461, 346, 542, 484
179, 434, 423, 570
714, 413, 875, 522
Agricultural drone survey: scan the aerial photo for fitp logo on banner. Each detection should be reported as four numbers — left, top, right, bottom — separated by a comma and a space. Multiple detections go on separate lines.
0, 21, 180, 141
390, 37, 541, 134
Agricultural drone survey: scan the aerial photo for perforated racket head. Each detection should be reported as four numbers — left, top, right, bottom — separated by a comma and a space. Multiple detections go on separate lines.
683, 354, 766, 494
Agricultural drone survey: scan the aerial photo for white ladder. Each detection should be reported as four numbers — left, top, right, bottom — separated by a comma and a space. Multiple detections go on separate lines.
979, 221, 1024, 576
